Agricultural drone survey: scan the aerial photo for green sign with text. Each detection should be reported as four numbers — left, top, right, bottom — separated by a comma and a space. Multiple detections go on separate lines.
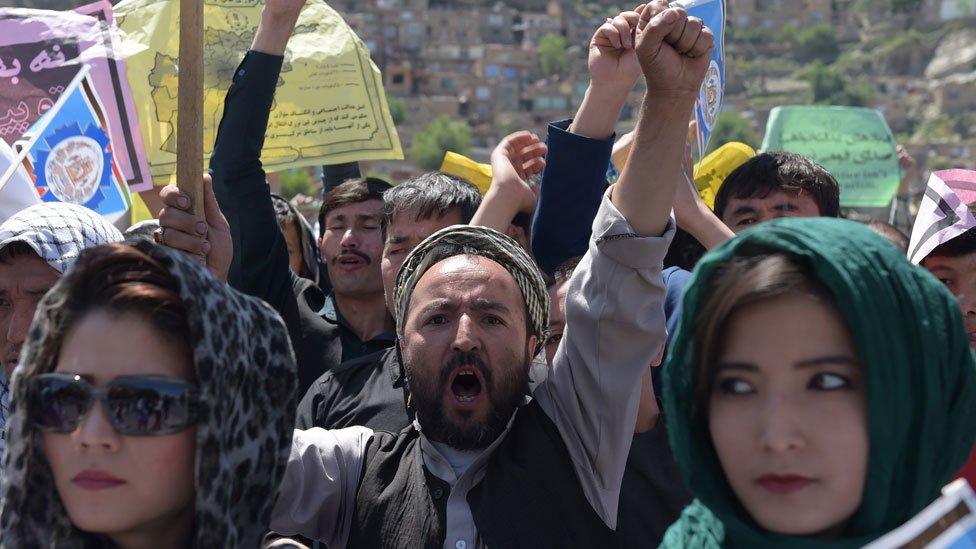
762, 106, 900, 208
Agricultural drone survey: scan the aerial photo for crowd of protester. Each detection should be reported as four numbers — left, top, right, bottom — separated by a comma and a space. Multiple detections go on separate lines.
0, 0, 975, 547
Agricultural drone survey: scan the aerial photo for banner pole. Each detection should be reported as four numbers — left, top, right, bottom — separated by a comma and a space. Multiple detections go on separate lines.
177, 0, 204, 216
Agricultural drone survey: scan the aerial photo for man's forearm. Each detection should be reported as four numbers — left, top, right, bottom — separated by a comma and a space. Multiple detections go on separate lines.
251, 10, 302, 56
530, 120, 614, 274
612, 93, 696, 237
470, 184, 521, 234
270, 427, 371, 544
681, 204, 735, 250
569, 84, 630, 140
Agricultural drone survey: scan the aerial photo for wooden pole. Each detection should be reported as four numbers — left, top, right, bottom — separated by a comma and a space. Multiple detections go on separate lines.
177, 0, 204, 217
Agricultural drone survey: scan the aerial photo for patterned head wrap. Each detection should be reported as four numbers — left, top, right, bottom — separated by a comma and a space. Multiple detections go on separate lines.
394, 225, 549, 348
0, 240, 297, 547
0, 203, 123, 274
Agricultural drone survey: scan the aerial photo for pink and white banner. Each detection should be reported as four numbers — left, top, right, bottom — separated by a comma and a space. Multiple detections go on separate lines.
908, 169, 976, 264
0, 1, 151, 192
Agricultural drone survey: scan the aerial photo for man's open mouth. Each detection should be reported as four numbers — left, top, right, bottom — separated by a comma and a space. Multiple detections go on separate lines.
450, 368, 484, 403
336, 254, 366, 267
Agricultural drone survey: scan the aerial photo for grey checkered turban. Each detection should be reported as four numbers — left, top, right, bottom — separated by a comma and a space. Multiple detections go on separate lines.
394, 225, 550, 348
0, 203, 123, 274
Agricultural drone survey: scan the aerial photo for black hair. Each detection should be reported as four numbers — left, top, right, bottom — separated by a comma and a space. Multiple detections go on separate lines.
866, 220, 910, 253
924, 228, 976, 261
549, 256, 583, 289
0, 241, 37, 265
383, 172, 483, 226
714, 152, 840, 220
318, 178, 392, 237
663, 228, 708, 272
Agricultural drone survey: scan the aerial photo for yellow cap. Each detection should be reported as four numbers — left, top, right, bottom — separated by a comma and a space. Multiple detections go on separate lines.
440, 151, 493, 195
693, 142, 756, 209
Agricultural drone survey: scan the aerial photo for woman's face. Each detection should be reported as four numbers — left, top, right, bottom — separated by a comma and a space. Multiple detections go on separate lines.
708, 294, 868, 537
42, 310, 196, 538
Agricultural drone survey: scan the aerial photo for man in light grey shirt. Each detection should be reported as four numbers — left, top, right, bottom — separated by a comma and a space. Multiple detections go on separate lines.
269, 5, 715, 548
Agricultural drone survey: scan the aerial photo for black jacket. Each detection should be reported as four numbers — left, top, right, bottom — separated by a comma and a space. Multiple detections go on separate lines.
209, 51, 394, 396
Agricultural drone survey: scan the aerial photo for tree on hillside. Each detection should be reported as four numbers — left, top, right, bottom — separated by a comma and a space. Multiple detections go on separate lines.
280, 168, 316, 200
795, 24, 839, 63
707, 112, 760, 154
410, 115, 472, 170
538, 34, 569, 77
889, 0, 924, 13
802, 63, 872, 107
388, 97, 407, 126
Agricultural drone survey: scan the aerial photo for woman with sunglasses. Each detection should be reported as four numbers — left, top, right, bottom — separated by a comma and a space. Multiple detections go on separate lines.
659, 216, 976, 548
0, 239, 297, 547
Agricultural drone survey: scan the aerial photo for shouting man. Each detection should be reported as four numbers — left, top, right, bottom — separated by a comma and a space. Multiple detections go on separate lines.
268, 5, 712, 546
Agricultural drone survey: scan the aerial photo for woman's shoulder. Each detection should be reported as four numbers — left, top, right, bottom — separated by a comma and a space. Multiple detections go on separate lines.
660, 500, 725, 549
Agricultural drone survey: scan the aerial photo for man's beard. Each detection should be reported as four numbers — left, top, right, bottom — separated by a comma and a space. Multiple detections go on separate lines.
406, 349, 530, 451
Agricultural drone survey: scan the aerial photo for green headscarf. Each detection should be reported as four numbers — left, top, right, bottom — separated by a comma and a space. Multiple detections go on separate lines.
661, 217, 976, 548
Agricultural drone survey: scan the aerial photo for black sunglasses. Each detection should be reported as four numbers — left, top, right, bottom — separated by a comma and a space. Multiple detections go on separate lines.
29, 373, 200, 436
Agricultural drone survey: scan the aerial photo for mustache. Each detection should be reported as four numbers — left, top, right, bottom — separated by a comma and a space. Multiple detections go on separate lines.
439, 351, 492, 387
331, 248, 371, 265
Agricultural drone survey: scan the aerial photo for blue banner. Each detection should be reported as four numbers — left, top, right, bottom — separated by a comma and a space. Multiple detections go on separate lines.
17, 65, 127, 222
678, 0, 726, 157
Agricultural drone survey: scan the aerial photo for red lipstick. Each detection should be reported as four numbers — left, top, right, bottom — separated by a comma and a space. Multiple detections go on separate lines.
755, 474, 814, 495
72, 470, 126, 491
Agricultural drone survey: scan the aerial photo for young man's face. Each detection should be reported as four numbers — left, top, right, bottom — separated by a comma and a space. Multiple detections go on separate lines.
720, 190, 822, 233
0, 251, 60, 377
923, 252, 976, 347
382, 207, 464, 315
319, 199, 385, 298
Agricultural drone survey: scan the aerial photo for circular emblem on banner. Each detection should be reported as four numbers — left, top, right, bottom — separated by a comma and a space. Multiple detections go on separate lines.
43, 136, 104, 205
699, 60, 722, 131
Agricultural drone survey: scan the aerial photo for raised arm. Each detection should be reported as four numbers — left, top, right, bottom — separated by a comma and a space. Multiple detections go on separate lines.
469, 131, 546, 239
529, 4, 651, 274
211, 0, 304, 302
615, 121, 735, 250
157, 0, 304, 309
613, 6, 714, 236
533, 5, 713, 528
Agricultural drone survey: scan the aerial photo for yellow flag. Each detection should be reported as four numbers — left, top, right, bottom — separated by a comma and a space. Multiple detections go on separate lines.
693, 142, 756, 210
440, 151, 493, 195
114, 0, 403, 186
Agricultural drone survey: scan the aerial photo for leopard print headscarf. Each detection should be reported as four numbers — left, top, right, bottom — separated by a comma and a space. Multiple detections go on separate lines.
0, 240, 297, 547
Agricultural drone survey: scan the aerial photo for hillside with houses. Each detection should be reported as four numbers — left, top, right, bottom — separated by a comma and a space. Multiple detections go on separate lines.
321, 0, 976, 189
11, 0, 976, 193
